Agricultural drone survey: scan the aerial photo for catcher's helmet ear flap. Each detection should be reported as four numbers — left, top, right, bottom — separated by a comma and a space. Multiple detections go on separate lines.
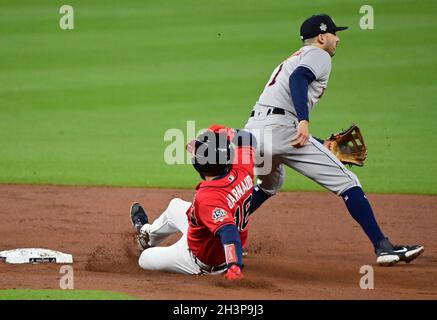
192, 131, 234, 180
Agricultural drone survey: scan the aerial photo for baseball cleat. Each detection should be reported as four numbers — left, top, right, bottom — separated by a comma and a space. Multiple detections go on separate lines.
130, 202, 150, 251
375, 238, 424, 267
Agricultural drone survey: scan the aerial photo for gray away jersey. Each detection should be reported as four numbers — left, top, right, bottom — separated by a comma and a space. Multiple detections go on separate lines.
257, 45, 332, 117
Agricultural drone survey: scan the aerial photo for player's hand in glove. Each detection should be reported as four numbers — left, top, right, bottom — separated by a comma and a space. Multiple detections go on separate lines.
323, 140, 333, 149
225, 264, 244, 281
292, 120, 310, 148
327, 124, 368, 167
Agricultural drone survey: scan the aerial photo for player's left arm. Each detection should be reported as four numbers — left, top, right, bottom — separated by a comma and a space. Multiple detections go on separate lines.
207, 124, 257, 150
231, 129, 257, 173
232, 129, 257, 149
312, 136, 332, 149
196, 198, 245, 280
216, 224, 244, 280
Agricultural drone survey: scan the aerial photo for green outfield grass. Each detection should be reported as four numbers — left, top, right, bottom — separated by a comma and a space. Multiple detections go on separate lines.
0, 289, 139, 300
1, 0, 436, 194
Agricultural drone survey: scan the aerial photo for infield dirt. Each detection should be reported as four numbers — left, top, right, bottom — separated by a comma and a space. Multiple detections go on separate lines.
0, 185, 436, 299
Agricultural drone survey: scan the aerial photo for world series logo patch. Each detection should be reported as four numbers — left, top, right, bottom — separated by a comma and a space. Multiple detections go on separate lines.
212, 208, 228, 223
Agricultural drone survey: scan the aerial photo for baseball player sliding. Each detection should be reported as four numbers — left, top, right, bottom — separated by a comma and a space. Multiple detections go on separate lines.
130, 125, 256, 279
245, 14, 424, 266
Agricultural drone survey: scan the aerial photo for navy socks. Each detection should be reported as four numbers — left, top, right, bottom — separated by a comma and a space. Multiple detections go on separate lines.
342, 186, 385, 248
250, 184, 385, 250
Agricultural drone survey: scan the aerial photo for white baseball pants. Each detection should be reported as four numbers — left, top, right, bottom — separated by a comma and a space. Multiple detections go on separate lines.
245, 105, 361, 196
138, 198, 203, 275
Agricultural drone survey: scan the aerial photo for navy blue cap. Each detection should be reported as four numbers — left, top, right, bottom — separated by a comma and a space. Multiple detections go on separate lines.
300, 14, 348, 40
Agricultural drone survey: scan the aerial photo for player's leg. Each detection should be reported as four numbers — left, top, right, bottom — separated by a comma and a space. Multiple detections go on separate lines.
285, 137, 361, 194
136, 198, 202, 274
340, 186, 423, 265
244, 121, 286, 214
141, 198, 191, 247
282, 137, 386, 249
249, 160, 285, 214
138, 234, 202, 274
283, 137, 423, 265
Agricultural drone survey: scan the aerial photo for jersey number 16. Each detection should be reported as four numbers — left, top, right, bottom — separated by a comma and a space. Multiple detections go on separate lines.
234, 195, 252, 231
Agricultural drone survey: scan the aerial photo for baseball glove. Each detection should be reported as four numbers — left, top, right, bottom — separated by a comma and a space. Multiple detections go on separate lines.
327, 124, 367, 167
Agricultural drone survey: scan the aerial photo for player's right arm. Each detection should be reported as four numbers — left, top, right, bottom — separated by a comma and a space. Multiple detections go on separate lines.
196, 198, 245, 280
216, 224, 244, 280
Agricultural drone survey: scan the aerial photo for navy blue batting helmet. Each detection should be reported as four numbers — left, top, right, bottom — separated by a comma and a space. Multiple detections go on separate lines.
191, 131, 234, 179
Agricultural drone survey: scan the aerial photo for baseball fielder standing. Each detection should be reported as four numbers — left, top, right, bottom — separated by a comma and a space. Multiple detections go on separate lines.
244, 14, 424, 266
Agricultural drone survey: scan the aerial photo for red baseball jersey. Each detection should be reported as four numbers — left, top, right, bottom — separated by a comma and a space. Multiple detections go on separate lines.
186, 145, 255, 267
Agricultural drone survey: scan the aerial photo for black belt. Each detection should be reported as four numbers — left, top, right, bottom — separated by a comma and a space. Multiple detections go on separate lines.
250, 107, 285, 117
204, 263, 227, 273
192, 252, 227, 273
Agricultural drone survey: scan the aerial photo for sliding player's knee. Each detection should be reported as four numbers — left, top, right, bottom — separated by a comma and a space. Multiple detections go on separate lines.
168, 198, 184, 210
167, 198, 188, 216
138, 250, 152, 270
138, 249, 161, 270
